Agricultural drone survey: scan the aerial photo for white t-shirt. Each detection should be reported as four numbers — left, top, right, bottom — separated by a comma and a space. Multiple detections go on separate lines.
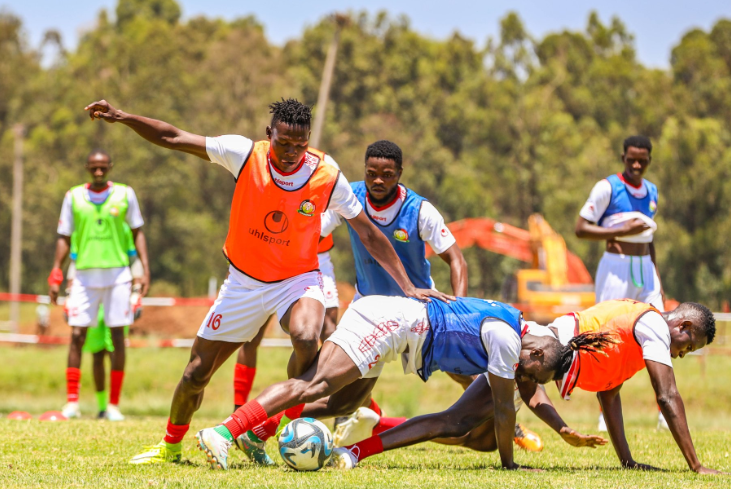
205, 135, 361, 221
57, 182, 144, 288
321, 184, 456, 254
547, 310, 672, 368
481, 319, 522, 383
579, 177, 649, 224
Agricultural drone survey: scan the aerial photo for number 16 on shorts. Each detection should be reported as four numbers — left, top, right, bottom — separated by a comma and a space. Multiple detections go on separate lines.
206, 313, 222, 330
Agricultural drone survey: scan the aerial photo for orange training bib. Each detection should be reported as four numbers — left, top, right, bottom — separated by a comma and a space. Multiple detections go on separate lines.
318, 234, 334, 253
223, 141, 340, 282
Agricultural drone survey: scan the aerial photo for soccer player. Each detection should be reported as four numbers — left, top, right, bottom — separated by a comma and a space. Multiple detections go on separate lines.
49, 149, 149, 420
194, 295, 599, 470
341, 300, 721, 474
82, 98, 450, 464
575, 135, 666, 430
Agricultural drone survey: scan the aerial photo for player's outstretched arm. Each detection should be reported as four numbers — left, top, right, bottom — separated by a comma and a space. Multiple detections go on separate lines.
646, 360, 725, 474
346, 210, 455, 303
517, 380, 607, 448
598, 385, 661, 471
84, 100, 208, 160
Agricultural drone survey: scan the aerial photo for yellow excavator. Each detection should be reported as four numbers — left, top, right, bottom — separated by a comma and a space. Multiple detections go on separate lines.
426, 214, 595, 323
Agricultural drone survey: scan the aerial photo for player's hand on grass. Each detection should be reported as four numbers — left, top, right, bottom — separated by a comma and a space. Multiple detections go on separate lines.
405, 287, 455, 303
85, 100, 120, 123
618, 218, 651, 237
559, 427, 608, 448
693, 465, 726, 475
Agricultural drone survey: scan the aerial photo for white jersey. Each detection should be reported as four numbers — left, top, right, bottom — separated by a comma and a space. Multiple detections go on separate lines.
579, 177, 656, 243
321, 184, 456, 254
57, 182, 144, 288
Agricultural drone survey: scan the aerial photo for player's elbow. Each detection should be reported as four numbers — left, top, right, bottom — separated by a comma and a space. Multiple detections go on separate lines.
655, 389, 680, 411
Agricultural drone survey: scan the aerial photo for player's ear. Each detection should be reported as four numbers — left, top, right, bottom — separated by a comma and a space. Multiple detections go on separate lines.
531, 347, 544, 359
266, 126, 273, 139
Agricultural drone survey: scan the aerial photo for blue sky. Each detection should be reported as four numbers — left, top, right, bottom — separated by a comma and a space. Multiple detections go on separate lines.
3, 0, 729, 68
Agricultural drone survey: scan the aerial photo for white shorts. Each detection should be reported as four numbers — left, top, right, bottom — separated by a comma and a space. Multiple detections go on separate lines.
595, 252, 663, 310
326, 296, 430, 379
197, 268, 326, 343
65, 281, 132, 328
318, 252, 339, 309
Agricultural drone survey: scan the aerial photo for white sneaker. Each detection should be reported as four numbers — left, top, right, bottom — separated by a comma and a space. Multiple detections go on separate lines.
597, 413, 607, 432
196, 428, 232, 470
334, 407, 380, 447
328, 446, 358, 469
106, 404, 125, 421
62, 402, 81, 419
657, 412, 670, 430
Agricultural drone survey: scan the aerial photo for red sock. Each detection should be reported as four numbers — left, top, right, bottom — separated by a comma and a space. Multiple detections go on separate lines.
66, 367, 81, 403
233, 364, 256, 406
109, 370, 124, 405
372, 416, 407, 435
164, 418, 190, 445
251, 403, 306, 441
368, 398, 382, 416
348, 435, 384, 462
223, 400, 268, 439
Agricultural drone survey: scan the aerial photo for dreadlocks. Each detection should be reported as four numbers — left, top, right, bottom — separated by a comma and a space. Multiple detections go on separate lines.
553, 332, 620, 381
269, 98, 312, 129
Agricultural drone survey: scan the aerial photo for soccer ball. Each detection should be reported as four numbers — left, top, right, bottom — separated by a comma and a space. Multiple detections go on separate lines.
278, 417, 334, 471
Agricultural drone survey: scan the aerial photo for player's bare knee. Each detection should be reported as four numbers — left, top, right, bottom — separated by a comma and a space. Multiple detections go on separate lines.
181, 364, 211, 393
290, 334, 319, 357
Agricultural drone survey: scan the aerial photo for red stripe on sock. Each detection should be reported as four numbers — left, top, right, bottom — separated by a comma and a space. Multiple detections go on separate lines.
223, 400, 268, 439
66, 367, 81, 403
233, 364, 256, 406
368, 398, 382, 416
348, 435, 384, 462
163, 419, 190, 445
109, 370, 124, 405
372, 417, 407, 435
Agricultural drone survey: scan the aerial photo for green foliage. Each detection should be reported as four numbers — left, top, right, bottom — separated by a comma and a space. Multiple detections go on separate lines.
1, 1, 730, 306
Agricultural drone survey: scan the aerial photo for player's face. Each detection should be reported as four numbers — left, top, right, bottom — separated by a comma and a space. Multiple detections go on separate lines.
266, 122, 310, 173
669, 322, 707, 359
515, 350, 555, 385
621, 146, 651, 182
85, 154, 111, 185
365, 157, 402, 205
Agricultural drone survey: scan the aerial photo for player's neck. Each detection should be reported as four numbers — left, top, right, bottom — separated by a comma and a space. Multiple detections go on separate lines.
87, 181, 111, 192
620, 171, 643, 188
367, 186, 401, 211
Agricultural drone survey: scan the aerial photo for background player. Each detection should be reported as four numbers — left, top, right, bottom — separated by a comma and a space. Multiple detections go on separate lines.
49, 149, 149, 420
82, 98, 451, 465
575, 135, 666, 430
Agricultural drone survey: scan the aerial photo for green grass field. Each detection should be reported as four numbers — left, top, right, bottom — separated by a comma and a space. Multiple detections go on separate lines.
1, 345, 730, 488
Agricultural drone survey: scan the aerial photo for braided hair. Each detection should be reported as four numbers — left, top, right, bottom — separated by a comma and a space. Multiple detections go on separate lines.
269, 98, 312, 129
553, 332, 620, 381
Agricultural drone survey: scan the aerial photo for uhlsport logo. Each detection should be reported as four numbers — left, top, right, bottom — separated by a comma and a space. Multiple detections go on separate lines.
298, 200, 316, 217
393, 228, 409, 242
649, 200, 657, 212
264, 211, 289, 234
109, 206, 119, 217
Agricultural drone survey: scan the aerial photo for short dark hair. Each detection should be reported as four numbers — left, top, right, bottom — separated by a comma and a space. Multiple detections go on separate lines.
623, 135, 652, 155
87, 149, 111, 164
269, 98, 312, 129
365, 140, 403, 169
677, 302, 716, 345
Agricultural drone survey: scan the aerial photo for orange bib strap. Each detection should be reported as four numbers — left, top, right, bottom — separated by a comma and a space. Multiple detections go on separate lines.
223, 141, 340, 282
318, 234, 335, 253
